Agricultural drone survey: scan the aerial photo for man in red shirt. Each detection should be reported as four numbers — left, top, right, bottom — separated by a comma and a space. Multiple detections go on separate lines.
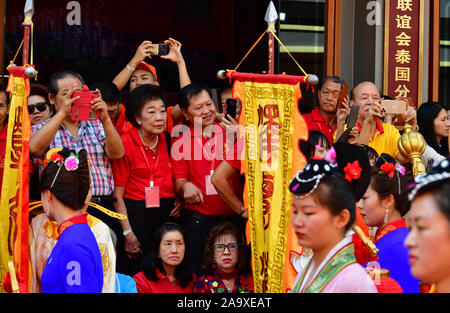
302, 76, 347, 145
172, 83, 244, 276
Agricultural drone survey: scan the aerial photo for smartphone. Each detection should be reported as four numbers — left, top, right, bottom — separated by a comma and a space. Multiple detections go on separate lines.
149, 44, 170, 56
226, 99, 237, 120
380, 100, 407, 115
337, 84, 349, 109
71, 85, 99, 121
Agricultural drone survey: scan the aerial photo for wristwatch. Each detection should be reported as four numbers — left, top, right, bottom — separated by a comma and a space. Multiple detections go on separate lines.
123, 229, 133, 236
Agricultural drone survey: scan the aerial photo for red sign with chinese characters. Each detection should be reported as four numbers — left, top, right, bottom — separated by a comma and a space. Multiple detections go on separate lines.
384, 0, 424, 108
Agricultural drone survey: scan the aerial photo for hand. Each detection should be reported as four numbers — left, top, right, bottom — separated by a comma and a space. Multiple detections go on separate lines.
169, 197, 183, 217
348, 126, 359, 143
160, 38, 185, 64
364, 101, 385, 125
130, 40, 153, 68
220, 114, 240, 145
336, 96, 350, 125
183, 182, 204, 205
402, 105, 418, 130
91, 89, 110, 123
58, 86, 80, 119
124, 232, 142, 260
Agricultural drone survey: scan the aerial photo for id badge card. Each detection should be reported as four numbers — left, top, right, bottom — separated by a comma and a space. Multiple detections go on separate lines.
145, 184, 160, 208
205, 171, 218, 196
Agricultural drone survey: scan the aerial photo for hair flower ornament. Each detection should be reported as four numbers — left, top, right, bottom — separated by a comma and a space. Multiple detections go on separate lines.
325, 146, 337, 165
379, 162, 396, 178
395, 163, 406, 176
64, 154, 80, 171
344, 160, 362, 183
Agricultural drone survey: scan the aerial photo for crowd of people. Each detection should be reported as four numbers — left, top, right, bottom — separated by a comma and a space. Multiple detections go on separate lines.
0, 37, 449, 294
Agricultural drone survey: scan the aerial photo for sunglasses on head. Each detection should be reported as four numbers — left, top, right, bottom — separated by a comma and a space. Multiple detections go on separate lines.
28, 102, 48, 114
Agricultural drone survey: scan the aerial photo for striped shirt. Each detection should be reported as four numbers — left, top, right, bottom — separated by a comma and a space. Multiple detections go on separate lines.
32, 118, 114, 196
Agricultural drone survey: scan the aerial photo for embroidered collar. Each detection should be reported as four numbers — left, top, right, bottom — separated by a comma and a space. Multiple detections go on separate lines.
375, 218, 407, 243
57, 213, 88, 239
357, 120, 384, 134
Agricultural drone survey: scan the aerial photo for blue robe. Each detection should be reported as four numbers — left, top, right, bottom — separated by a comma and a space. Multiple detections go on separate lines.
41, 222, 103, 293
376, 227, 420, 293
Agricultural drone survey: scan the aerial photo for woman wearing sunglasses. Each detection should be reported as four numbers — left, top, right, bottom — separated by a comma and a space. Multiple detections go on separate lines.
28, 83, 53, 126
194, 222, 253, 293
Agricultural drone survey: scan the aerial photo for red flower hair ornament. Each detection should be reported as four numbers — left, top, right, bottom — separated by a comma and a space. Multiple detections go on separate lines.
343, 161, 362, 183
379, 162, 397, 178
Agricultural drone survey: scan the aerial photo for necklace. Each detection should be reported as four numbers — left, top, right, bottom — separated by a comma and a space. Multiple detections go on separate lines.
138, 129, 159, 150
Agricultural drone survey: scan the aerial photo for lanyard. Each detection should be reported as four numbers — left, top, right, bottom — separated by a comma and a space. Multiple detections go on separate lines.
139, 139, 160, 188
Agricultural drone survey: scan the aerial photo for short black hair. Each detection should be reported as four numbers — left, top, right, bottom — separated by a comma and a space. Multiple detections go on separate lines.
48, 71, 85, 96
318, 76, 345, 91
177, 82, 212, 111
126, 84, 167, 128
91, 81, 121, 104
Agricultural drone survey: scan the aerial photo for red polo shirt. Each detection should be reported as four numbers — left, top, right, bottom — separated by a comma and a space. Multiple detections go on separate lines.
0, 124, 7, 190
112, 127, 174, 200
303, 107, 337, 144
114, 105, 133, 135
224, 136, 245, 171
133, 269, 194, 293
172, 123, 241, 216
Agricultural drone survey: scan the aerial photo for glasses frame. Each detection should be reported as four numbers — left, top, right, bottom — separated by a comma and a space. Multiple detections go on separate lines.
213, 242, 238, 253
28, 102, 49, 114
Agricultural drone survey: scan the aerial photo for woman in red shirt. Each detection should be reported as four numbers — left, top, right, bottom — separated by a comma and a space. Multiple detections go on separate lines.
133, 222, 195, 293
112, 85, 181, 276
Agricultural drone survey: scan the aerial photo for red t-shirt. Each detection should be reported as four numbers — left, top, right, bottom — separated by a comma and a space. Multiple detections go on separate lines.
302, 107, 337, 144
171, 123, 241, 216
114, 104, 133, 135
133, 269, 194, 293
0, 125, 7, 190
224, 136, 245, 171
112, 127, 174, 200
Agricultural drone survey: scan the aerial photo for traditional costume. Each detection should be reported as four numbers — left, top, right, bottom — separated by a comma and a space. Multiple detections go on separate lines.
30, 212, 116, 293
194, 266, 254, 294
289, 144, 377, 293
40, 213, 104, 293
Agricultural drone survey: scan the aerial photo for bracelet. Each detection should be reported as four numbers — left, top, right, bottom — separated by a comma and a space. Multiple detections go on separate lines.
126, 64, 135, 72
239, 205, 245, 217
123, 229, 133, 236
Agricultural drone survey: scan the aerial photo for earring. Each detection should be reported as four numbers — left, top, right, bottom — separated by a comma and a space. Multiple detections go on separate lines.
384, 209, 389, 224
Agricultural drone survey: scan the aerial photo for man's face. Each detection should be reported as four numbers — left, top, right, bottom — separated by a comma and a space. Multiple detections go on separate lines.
352, 82, 381, 121
106, 102, 121, 121
317, 81, 342, 113
130, 69, 158, 91
0, 91, 8, 127
49, 76, 83, 112
182, 90, 217, 128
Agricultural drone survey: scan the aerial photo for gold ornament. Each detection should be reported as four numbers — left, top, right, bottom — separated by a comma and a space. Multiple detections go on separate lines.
398, 124, 426, 177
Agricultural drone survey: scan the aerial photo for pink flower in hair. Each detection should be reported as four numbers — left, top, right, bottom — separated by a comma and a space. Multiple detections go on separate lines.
325, 146, 337, 165
395, 163, 406, 176
64, 155, 79, 171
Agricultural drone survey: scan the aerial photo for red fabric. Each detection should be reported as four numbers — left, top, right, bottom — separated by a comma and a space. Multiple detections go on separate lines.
2, 272, 28, 293
171, 123, 241, 216
114, 105, 133, 135
375, 218, 407, 243
224, 136, 245, 171
227, 72, 310, 85
357, 120, 385, 134
372, 277, 403, 293
0, 124, 7, 190
352, 233, 378, 265
133, 269, 194, 293
302, 108, 337, 144
112, 127, 174, 200
165, 106, 174, 135
57, 213, 88, 239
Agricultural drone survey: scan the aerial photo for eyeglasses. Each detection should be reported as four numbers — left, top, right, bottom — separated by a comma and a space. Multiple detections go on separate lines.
28, 102, 49, 114
213, 242, 238, 253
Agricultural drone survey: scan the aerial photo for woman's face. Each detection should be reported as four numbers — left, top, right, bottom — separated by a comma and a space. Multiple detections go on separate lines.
359, 185, 386, 227
213, 234, 239, 272
136, 99, 167, 135
434, 109, 450, 140
28, 95, 52, 125
405, 192, 450, 285
158, 231, 185, 268
291, 194, 347, 251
